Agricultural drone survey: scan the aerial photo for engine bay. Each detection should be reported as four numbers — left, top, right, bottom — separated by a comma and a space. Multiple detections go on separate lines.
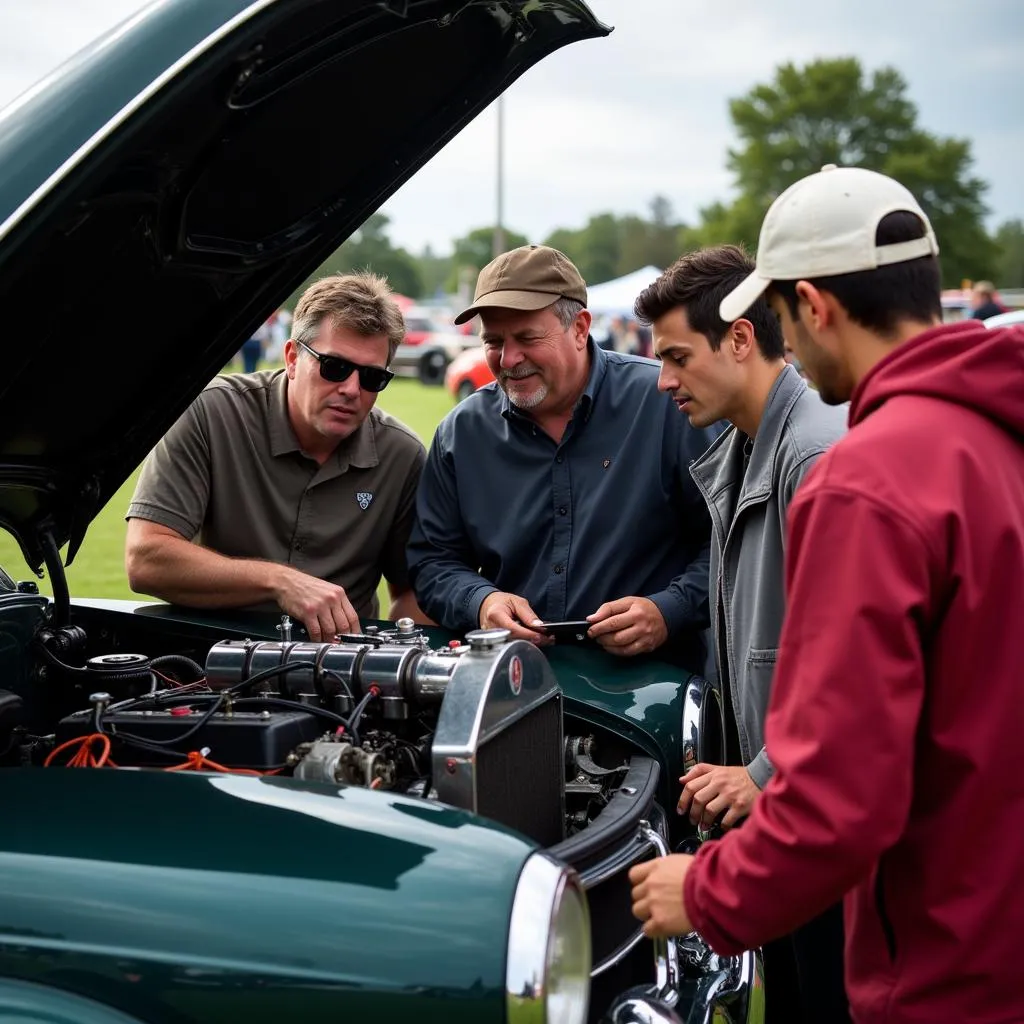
2, 614, 644, 847
0, 596, 692, 1005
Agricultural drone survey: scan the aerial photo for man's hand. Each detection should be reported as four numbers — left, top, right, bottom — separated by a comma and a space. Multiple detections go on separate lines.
629, 855, 695, 938
678, 763, 760, 830
479, 591, 551, 644
586, 597, 668, 656
272, 566, 360, 641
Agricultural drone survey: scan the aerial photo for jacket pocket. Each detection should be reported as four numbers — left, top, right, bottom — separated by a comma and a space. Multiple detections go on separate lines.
874, 860, 897, 963
739, 649, 778, 768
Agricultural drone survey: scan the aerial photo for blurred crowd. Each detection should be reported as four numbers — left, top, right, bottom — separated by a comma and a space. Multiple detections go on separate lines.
237, 308, 293, 372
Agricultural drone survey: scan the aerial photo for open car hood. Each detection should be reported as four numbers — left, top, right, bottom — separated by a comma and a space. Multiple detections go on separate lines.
0, 0, 609, 570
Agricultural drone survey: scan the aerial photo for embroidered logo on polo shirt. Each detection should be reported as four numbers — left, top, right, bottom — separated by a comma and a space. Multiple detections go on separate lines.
356, 492, 374, 510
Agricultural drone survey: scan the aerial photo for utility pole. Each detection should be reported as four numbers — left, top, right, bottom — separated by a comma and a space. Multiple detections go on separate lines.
493, 95, 506, 259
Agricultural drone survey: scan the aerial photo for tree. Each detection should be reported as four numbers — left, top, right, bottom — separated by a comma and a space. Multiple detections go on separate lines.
630, 196, 686, 271
542, 197, 690, 284
702, 58, 997, 286
993, 220, 1024, 288
416, 243, 454, 298
451, 226, 530, 273
285, 212, 423, 308
444, 225, 530, 292
571, 213, 621, 284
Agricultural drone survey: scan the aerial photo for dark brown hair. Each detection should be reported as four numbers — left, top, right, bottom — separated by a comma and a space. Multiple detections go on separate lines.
634, 244, 785, 360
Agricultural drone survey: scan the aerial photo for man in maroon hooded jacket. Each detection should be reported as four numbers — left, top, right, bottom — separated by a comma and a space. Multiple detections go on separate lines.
629, 164, 1024, 1024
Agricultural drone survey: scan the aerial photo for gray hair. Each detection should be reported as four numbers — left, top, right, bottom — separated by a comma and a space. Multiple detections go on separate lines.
551, 297, 585, 329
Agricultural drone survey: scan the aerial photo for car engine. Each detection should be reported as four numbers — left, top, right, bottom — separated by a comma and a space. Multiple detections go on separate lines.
18, 618, 639, 849
0, 604, 765, 1024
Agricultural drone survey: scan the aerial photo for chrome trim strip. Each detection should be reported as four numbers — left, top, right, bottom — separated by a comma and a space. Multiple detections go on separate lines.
638, 820, 679, 992
680, 677, 724, 843
578, 833, 657, 889
0, 0, 278, 246
591, 927, 646, 977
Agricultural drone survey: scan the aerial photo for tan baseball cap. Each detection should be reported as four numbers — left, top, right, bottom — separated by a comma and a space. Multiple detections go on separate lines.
719, 164, 939, 323
454, 244, 587, 324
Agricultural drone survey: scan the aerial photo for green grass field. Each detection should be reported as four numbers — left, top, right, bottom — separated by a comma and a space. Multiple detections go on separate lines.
0, 375, 454, 610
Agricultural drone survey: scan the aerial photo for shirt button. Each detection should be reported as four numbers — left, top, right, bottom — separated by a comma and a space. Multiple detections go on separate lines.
555, 455, 564, 463
553, 564, 563, 575
558, 506, 567, 516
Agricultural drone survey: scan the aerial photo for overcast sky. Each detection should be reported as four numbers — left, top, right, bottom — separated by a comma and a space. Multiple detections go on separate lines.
1, 0, 1021, 255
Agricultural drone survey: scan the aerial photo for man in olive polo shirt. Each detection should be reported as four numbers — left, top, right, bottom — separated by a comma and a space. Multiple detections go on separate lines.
125, 271, 428, 641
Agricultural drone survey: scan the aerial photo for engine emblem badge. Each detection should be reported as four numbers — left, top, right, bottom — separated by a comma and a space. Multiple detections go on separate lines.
509, 655, 523, 695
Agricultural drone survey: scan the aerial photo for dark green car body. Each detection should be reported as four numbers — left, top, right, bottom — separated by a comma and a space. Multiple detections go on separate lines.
0, 595, 731, 1023
0, 2, 764, 1021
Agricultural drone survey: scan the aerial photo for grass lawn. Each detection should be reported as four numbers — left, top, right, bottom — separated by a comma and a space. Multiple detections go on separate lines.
0, 374, 456, 610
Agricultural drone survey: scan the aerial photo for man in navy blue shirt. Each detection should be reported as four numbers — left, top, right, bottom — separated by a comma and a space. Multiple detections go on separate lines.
407, 245, 719, 665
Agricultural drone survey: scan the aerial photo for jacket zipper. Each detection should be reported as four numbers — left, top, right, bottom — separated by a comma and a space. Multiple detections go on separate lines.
874, 860, 897, 962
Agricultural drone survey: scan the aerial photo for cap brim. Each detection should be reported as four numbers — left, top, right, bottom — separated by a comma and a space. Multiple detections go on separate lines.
453, 289, 562, 325
719, 270, 772, 323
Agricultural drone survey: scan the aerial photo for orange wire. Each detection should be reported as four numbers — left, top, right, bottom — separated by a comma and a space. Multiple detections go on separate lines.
163, 751, 263, 776
46, 734, 272, 775
44, 733, 111, 767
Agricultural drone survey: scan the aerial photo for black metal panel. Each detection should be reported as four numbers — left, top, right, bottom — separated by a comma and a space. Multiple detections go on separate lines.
55, 706, 322, 770
475, 695, 563, 847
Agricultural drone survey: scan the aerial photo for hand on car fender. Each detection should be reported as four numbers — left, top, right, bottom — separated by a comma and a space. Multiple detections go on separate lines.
629, 854, 695, 938
678, 763, 760, 830
586, 597, 667, 656
479, 591, 551, 644
273, 566, 360, 641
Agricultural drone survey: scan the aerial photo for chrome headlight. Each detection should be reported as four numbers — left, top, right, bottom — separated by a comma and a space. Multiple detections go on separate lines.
506, 853, 591, 1024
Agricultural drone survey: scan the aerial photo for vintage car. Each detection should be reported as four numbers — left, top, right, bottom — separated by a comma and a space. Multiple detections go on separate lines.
0, 1, 764, 1022
445, 343, 496, 401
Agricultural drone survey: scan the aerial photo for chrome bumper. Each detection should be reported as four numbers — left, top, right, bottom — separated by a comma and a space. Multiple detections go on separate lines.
602, 822, 765, 1024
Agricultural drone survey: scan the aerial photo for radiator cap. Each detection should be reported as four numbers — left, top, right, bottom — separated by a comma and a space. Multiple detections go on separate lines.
464, 628, 511, 651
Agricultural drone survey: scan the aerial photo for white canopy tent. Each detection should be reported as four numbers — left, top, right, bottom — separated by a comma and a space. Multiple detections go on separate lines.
586, 265, 662, 317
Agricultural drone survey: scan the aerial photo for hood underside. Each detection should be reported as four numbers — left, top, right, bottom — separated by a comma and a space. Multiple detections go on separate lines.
0, 0, 609, 569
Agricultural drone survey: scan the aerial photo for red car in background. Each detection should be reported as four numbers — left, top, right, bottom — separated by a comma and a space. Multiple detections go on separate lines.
444, 345, 494, 401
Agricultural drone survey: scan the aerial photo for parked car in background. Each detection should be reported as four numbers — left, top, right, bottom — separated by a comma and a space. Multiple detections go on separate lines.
984, 308, 1024, 329
942, 287, 1024, 323
391, 306, 478, 386
445, 345, 494, 401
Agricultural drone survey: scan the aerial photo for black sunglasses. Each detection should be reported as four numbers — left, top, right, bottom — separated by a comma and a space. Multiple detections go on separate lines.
298, 340, 394, 393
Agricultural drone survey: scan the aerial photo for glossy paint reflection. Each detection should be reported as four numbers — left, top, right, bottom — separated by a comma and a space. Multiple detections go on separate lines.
0, 769, 532, 1021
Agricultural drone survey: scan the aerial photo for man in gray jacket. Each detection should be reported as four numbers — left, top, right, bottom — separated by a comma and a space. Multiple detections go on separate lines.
635, 245, 848, 1022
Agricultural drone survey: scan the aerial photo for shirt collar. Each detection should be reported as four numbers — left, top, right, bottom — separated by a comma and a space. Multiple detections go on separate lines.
269, 370, 378, 469
733, 363, 805, 499
578, 337, 609, 421
269, 370, 300, 456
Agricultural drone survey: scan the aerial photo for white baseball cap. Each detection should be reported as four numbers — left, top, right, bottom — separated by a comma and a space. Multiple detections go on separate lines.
719, 164, 939, 322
